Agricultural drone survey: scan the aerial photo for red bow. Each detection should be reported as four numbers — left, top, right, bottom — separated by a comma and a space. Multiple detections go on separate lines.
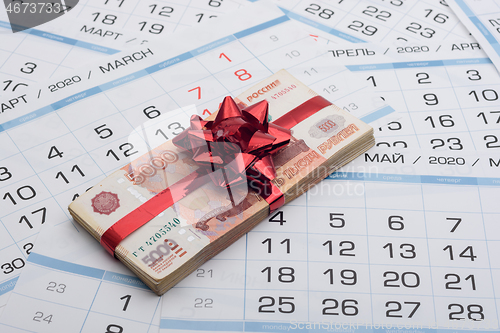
172, 96, 291, 210
100, 94, 333, 256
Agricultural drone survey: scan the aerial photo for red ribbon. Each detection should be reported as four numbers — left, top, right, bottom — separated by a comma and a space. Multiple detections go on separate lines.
101, 95, 332, 256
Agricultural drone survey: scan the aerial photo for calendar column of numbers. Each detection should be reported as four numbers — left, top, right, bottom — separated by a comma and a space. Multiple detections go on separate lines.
445, 62, 500, 153
0, 123, 72, 308
423, 181, 499, 330
394, 64, 473, 152
356, 65, 420, 150
306, 179, 371, 326
365, 180, 435, 328
244, 194, 309, 323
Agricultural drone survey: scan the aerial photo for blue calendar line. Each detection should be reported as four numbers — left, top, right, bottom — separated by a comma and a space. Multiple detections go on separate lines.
453, 0, 500, 57
328, 172, 500, 187
0, 277, 18, 297
0, 15, 291, 133
346, 58, 493, 72
161, 319, 243, 332
359, 105, 394, 124
0, 20, 119, 55
277, 7, 366, 43
28, 252, 150, 290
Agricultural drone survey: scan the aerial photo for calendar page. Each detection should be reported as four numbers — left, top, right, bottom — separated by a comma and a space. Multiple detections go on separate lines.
159, 147, 500, 332
0, 13, 126, 97
315, 40, 500, 154
245, 0, 475, 45
59, 0, 246, 38
0, 0, 395, 320
0, 221, 164, 333
448, 0, 500, 75
0, 0, 247, 98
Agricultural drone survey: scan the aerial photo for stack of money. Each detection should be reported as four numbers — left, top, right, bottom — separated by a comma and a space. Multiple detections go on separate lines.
68, 70, 375, 295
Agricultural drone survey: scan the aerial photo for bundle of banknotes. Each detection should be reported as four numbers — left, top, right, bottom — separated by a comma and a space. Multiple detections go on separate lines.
68, 70, 374, 295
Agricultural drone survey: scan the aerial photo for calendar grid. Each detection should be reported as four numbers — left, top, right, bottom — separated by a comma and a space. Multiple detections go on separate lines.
80, 281, 103, 332
396, 1, 439, 42
265, 0, 474, 45
377, 1, 418, 43
0, 20, 120, 55
235, 40, 274, 74
0, 0, 249, 103
2, 12, 393, 316
1, 3, 459, 330
172, 0, 194, 32
160, 169, 500, 331
192, 57, 236, 97
3, 130, 57, 248
0, 15, 292, 133
289, 0, 367, 43
23, 251, 162, 322
279, 7, 366, 43
453, 0, 500, 58
4, 119, 107, 202
235, 228, 500, 249
344, 56, 500, 152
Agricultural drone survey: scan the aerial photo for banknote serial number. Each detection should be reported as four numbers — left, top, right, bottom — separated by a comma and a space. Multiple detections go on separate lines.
270, 84, 297, 100
133, 218, 181, 257
6, 2, 70, 14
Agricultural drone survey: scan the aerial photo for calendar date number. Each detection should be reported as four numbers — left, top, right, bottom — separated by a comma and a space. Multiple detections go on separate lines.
0, 167, 12, 182
1, 258, 25, 274
33, 311, 53, 324
3, 185, 37, 205
384, 271, 420, 288
305, 4, 334, 19
449, 304, 484, 321
46, 281, 66, 293
194, 298, 213, 308
106, 324, 124, 333
322, 299, 359, 316
259, 296, 295, 313
386, 301, 420, 318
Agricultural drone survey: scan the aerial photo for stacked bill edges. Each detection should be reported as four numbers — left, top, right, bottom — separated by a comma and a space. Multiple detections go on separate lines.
68, 69, 375, 295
